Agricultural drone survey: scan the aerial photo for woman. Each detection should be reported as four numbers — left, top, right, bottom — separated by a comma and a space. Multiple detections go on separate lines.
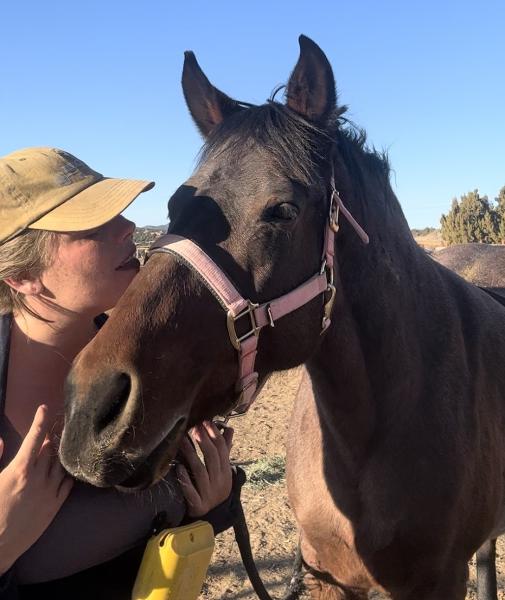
0, 147, 238, 599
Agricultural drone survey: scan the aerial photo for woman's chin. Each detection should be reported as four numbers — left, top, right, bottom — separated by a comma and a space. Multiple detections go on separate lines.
104, 270, 141, 308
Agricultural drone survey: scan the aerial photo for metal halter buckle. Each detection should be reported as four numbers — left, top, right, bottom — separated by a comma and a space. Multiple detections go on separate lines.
226, 300, 260, 350
329, 190, 340, 234
321, 264, 336, 332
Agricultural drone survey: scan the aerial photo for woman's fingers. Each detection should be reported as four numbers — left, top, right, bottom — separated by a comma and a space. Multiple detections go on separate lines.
16, 405, 50, 467
36, 437, 54, 477
177, 423, 234, 517
178, 436, 208, 483
222, 426, 234, 451
191, 424, 221, 482
176, 464, 202, 512
204, 421, 233, 460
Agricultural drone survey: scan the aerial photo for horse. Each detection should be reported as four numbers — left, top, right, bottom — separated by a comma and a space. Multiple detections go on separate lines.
59, 36, 505, 599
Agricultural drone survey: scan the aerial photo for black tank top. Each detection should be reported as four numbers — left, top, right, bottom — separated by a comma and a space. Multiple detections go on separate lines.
0, 314, 185, 585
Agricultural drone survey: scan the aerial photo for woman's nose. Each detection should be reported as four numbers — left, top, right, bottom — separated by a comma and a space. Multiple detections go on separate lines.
115, 215, 136, 240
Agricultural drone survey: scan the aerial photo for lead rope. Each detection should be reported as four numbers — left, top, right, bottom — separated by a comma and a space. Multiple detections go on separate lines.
227, 465, 304, 599
234, 498, 305, 600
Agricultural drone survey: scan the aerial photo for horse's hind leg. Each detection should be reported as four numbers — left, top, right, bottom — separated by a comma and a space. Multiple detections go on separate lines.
476, 538, 498, 600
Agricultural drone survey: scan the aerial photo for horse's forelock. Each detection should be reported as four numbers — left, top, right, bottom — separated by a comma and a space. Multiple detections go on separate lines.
197, 102, 333, 186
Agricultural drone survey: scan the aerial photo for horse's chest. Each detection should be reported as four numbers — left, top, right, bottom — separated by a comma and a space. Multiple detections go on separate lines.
286, 371, 412, 557
286, 371, 359, 544
286, 376, 380, 588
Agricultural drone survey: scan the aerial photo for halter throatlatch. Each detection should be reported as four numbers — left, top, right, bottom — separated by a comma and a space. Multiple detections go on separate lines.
148, 174, 368, 421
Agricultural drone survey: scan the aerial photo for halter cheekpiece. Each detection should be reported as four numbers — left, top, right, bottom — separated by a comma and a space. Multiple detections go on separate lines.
148, 171, 368, 422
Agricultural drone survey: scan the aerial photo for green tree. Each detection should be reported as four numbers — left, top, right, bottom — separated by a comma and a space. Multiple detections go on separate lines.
441, 198, 462, 245
440, 189, 499, 245
495, 186, 505, 244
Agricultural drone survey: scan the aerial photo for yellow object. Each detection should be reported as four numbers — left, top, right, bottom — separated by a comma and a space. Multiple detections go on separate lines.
132, 521, 215, 600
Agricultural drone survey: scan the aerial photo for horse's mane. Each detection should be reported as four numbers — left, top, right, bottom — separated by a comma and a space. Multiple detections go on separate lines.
337, 117, 390, 182
199, 99, 390, 189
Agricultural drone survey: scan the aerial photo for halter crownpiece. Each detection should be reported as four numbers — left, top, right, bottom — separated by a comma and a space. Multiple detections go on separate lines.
329, 172, 369, 244
148, 180, 368, 421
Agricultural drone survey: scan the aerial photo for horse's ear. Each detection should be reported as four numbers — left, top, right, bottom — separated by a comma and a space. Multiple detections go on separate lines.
286, 35, 337, 123
182, 51, 243, 138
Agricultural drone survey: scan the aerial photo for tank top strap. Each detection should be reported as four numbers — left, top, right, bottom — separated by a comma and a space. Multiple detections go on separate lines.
94, 313, 109, 329
0, 313, 12, 416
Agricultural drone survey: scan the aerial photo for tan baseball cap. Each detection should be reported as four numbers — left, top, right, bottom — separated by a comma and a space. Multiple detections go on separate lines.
0, 147, 155, 244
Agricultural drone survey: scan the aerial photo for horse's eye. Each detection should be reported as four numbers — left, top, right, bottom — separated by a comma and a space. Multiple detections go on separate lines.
266, 202, 299, 221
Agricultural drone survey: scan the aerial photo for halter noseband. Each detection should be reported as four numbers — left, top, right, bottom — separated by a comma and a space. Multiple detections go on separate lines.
147, 174, 368, 422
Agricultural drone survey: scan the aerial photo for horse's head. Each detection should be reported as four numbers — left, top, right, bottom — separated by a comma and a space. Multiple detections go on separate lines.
60, 36, 347, 489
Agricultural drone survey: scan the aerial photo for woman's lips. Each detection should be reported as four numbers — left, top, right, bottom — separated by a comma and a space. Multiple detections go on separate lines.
115, 257, 140, 271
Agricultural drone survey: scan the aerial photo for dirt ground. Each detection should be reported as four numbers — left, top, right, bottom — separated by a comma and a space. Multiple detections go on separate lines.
200, 367, 505, 599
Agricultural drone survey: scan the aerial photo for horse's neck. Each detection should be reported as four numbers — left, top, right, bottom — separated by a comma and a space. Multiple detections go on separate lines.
306, 309, 377, 469
306, 179, 426, 464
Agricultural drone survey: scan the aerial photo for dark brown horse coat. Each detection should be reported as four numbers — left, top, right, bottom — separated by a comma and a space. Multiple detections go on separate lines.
60, 37, 505, 599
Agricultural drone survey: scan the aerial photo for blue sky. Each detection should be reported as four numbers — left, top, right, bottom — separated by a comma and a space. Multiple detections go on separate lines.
1, 0, 503, 229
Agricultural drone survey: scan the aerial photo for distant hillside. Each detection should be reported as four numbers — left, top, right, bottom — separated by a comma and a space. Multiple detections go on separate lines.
133, 225, 166, 246
412, 228, 445, 250
141, 224, 167, 231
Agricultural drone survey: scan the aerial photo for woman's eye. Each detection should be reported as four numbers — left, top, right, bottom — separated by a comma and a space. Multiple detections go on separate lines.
81, 227, 101, 239
266, 203, 299, 221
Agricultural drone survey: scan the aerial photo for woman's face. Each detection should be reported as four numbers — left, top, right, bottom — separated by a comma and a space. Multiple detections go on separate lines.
38, 215, 139, 316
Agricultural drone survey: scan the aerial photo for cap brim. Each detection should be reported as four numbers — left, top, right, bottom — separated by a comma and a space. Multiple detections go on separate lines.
28, 177, 155, 232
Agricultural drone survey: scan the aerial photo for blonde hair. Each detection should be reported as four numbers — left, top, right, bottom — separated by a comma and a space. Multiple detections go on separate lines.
0, 230, 58, 319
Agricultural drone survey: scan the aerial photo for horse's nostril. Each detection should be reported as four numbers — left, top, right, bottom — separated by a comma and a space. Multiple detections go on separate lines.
94, 372, 132, 434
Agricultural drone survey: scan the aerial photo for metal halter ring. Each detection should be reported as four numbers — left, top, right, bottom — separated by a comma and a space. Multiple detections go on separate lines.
226, 301, 260, 350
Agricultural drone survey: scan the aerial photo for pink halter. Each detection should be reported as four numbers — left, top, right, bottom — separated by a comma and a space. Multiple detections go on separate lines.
148, 179, 368, 421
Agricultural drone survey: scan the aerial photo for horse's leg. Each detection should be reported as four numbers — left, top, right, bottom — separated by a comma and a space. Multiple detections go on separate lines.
476, 538, 498, 600
300, 535, 370, 600
304, 576, 368, 600
288, 375, 372, 600
303, 573, 369, 600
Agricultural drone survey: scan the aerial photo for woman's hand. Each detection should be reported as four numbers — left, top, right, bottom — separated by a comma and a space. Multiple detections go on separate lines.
176, 421, 233, 517
0, 405, 74, 575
